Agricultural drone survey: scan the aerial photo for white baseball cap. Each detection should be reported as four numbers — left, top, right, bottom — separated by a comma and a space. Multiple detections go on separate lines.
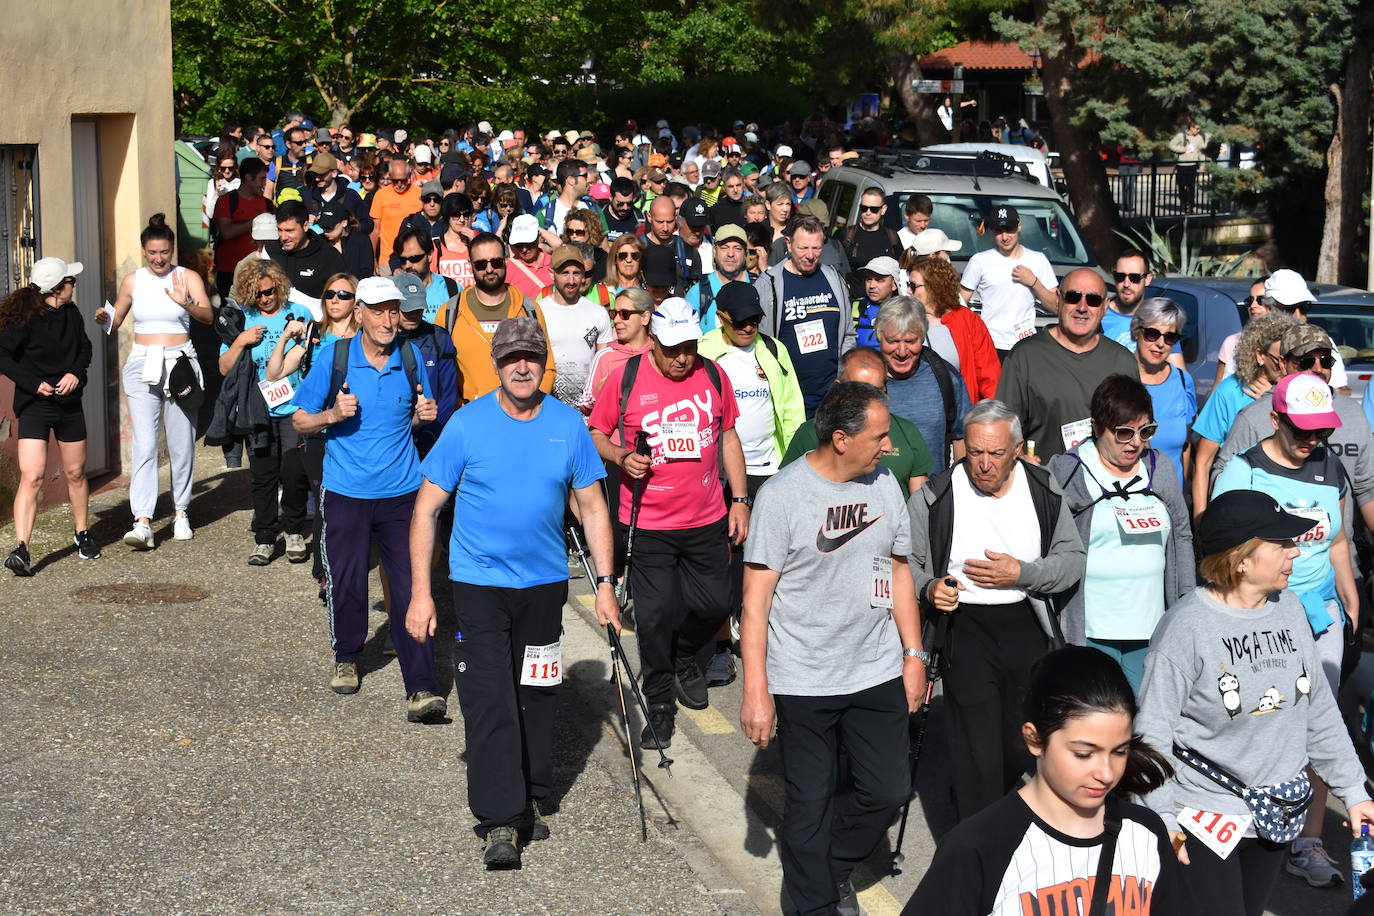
775, 144, 793, 159
393, 128, 408, 145
650, 297, 702, 346
496, 129, 515, 143
30, 257, 83, 294
509, 214, 540, 246
251, 213, 278, 241
1264, 268, 1313, 306
413, 144, 433, 165
857, 256, 902, 287
478, 120, 494, 135
355, 276, 402, 306
912, 228, 963, 256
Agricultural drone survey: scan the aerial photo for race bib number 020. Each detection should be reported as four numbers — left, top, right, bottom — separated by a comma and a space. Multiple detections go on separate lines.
520, 642, 562, 687
1178, 806, 1250, 860
660, 420, 701, 459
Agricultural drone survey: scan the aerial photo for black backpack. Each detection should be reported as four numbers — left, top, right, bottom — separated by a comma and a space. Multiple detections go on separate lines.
616, 353, 723, 459
326, 337, 421, 411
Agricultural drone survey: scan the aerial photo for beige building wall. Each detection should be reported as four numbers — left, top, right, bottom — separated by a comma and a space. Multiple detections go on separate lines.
0, 0, 174, 515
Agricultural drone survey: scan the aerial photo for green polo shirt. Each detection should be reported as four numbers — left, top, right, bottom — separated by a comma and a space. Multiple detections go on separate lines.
780, 414, 933, 496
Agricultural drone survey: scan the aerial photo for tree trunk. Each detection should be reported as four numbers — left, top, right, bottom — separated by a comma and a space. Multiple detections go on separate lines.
1035, 0, 1121, 268
1315, 15, 1372, 285
888, 53, 946, 146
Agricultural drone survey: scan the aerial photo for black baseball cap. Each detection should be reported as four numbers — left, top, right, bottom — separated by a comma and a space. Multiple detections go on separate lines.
681, 196, 710, 228
714, 282, 764, 324
315, 200, 349, 231
1199, 490, 1317, 556
990, 204, 1020, 230
644, 245, 678, 287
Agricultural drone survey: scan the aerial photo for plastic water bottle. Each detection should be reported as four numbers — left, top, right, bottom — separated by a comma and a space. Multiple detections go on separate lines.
1352, 824, 1374, 899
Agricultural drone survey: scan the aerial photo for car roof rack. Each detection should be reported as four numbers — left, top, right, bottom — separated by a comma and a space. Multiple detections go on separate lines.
848, 148, 1039, 185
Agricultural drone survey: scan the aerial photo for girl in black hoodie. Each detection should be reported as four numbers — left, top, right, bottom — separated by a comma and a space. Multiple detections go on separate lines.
0, 257, 97, 574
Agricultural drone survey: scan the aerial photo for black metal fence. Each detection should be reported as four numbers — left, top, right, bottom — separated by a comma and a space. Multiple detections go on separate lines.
1103, 160, 1242, 220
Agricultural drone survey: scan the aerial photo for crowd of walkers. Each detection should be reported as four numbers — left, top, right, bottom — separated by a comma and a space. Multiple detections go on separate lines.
4, 111, 1374, 915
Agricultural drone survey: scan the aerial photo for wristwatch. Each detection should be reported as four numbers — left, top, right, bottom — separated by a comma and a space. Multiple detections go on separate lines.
595, 575, 616, 587
731, 496, 751, 506
903, 648, 932, 664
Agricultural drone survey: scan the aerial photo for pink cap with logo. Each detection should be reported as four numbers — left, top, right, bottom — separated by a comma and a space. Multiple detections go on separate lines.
1273, 373, 1341, 430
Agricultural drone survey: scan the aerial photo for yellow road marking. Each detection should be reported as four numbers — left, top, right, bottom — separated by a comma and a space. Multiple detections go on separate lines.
857, 883, 903, 915
681, 703, 736, 735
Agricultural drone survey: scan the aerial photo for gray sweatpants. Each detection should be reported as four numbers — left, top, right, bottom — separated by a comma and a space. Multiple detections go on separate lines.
123, 346, 198, 521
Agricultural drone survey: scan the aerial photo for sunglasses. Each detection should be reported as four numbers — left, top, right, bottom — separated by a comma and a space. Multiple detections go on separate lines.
421, 194, 442, 204
1243, 295, 1267, 307
567, 228, 589, 237
859, 204, 883, 213
497, 202, 516, 209
287, 139, 306, 146
339, 134, 354, 141
1113, 271, 1146, 283
323, 289, 356, 301
1062, 289, 1104, 307
449, 211, 474, 220
723, 315, 760, 329
397, 252, 428, 265
217, 166, 237, 174
256, 288, 276, 299
1110, 423, 1158, 443
1279, 413, 1333, 440
1293, 351, 1336, 371
360, 173, 377, 181
1139, 327, 1182, 345
472, 257, 506, 272
617, 251, 642, 261
610, 308, 645, 320
907, 281, 924, 292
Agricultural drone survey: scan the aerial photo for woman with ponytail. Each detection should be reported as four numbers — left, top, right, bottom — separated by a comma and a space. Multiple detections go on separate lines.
904, 645, 1188, 914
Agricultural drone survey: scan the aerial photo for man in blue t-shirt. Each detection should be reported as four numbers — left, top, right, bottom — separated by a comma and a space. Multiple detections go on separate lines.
291, 276, 441, 720
406, 315, 619, 870
1102, 250, 1183, 368
754, 215, 857, 415
876, 296, 972, 472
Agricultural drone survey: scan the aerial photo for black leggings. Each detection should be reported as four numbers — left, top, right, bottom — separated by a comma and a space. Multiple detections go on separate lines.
1179, 832, 1285, 916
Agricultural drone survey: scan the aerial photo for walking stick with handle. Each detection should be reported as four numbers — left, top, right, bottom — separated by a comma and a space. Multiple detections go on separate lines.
615, 430, 652, 608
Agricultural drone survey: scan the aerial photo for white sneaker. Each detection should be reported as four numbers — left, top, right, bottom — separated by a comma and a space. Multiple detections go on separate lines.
123, 523, 155, 550
173, 513, 193, 541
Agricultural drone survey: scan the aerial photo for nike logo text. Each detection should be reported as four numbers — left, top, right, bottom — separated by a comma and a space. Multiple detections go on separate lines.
815, 503, 882, 552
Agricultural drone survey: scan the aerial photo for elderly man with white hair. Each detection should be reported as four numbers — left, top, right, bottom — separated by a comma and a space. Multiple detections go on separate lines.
874, 295, 971, 471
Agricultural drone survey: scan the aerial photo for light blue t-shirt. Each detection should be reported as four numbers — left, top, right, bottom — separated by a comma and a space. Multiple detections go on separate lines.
291, 336, 431, 499
1191, 373, 1255, 444
689, 275, 727, 331
1214, 443, 1346, 634
1145, 365, 1197, 481
420, 391, 605, 588
218, 309, 304, 418
1101, 307, 1183, 355
1076, 439, 1170, 640
422, 274, 452, 324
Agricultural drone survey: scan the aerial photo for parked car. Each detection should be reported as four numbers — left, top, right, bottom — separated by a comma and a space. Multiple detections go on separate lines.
921, 143, 1055, 189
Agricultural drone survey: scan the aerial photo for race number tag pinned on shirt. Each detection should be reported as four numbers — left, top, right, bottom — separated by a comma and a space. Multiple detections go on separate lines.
1179, 806, 1250, 860
660, 420, 701, 459
1060, 418, 1093, 450
1290, 506, 1329, 545
871, 556, 893, 609
1114, 502, 1165, 535
794, 318, 829, 354
258, 376, 295, 409
520, 642, 562, 687
1013, 313, 1036, 341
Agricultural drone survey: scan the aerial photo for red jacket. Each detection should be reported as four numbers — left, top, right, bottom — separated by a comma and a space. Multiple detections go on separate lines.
940, 305, 1000, 401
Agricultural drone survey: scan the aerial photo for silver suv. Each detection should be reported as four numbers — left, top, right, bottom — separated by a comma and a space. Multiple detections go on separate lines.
817, 151, 1098, 282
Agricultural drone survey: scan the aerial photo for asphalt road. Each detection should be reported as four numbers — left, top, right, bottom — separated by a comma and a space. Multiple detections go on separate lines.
0, 443, 1367, 915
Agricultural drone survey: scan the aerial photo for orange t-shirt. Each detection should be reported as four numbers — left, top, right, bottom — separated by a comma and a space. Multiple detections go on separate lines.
368, 183, 423, 264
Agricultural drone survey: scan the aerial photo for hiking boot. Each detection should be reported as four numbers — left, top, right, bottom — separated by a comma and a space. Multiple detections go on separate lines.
483, 826, 521, 870
836, 879, 861, 916
285, 533, 308, 563
330, 662, 359, 695
173, 512, 193, 540
1286, 837, 1343, 888
406, 691, 446, 722
5, 543, 32, 577
248, 543, 273, 566
73, 530, 101, 560
524, 799, 550, 842
673, 657, 709, 710
123, 522, 155, 550
705, 647, 736, 687
640, 702, 675, 750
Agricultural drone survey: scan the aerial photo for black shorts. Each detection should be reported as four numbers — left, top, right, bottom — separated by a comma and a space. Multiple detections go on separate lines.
16, 399, 86, 442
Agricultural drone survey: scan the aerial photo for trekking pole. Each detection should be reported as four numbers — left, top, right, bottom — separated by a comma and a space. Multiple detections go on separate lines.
615, 430, 652, 608
607, 624, 650, 841
566, 522, 598, 583
891, 592, 951, 876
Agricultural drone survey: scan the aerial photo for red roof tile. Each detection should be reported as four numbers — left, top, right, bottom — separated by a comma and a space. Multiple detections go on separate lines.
919, 41, 1034, 71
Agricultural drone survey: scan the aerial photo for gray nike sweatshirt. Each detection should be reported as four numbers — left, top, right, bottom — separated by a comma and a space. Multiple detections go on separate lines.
1137, 586, 1369, 832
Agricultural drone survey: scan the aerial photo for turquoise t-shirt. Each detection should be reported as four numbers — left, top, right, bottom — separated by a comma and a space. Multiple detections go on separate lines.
1145, 365, 1196, 481
219, 309, 304, 418
1076, 439, 1170, 640
1214, 442, 1346, 634
420, 391, 606, 588
1192, 373, 1255, 444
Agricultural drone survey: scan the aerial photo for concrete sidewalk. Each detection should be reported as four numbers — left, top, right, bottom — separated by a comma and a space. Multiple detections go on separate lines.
0, 446, 746, 914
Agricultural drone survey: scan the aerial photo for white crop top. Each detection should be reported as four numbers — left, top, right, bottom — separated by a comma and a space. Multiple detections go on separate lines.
131, 267, 193, 335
